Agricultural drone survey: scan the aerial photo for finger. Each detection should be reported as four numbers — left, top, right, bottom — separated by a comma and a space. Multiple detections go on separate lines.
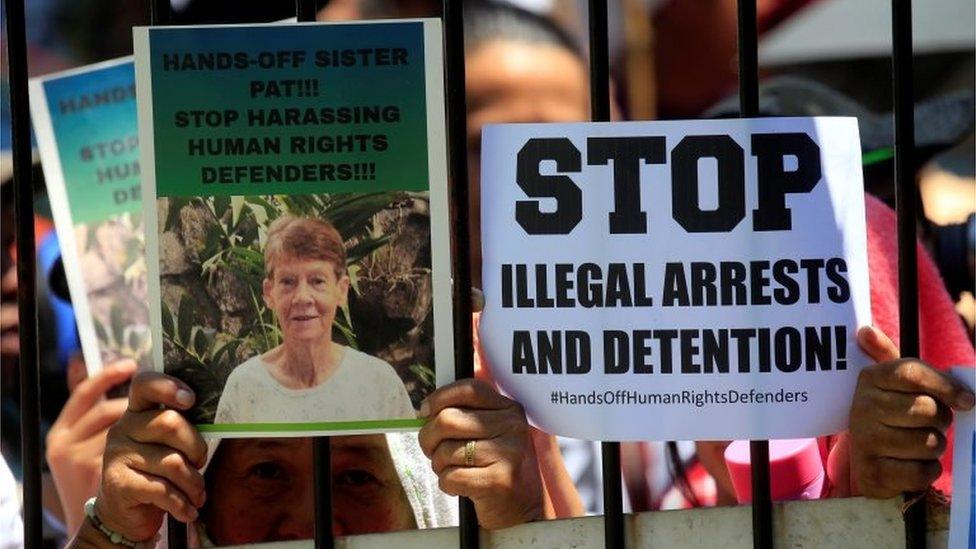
419, 378, 516, 418
867, 425, 946, 461
126, 443, 206, 507
873, 392, 952, 430
120, 409, 208, 468
471, 288, 484, 313
1, 268, 16, 294
130, 469, 200, 523
872, 458, 942, 495
59, 360, 138, 424
430, 439, 498, 473
76, 430, 111, 463
418, 408, 515, 457
0, 333, 19, 355
0, 304, 17, 331
127, 372, 195, 413
66, 354, 89, 393
70, 398, 128, 439
866, 360, 976, 411
436, 465, 492, 499
857, 326, 900, 363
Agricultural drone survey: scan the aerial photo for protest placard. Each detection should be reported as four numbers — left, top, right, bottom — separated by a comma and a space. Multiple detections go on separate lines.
479, 117, 871, 441
29, 58, 151, 377
134, 20, 452, 436
950, 367, 975, 549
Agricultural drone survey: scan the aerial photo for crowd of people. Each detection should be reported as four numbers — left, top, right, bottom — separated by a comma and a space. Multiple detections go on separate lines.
2, 0, 974, 547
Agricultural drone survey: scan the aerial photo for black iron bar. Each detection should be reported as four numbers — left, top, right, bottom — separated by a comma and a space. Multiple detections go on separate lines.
891, 1, 925, 547
293, 3, 336, 548
296, 0, 318, 24
147, 0, 187, 546
587, 2, 624, 548
736, 0, 759, 116
150, 0, 171, 26
442, 1, 479, 548
736, 1, 773, 548
313, 438, 335, 549
4, 0, 41, 546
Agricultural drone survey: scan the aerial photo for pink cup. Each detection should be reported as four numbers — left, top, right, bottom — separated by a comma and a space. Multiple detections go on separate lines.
724, 438, 825, 503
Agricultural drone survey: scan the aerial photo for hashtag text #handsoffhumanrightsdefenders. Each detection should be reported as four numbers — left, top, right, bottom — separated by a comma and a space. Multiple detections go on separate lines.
549, 388, 809, 408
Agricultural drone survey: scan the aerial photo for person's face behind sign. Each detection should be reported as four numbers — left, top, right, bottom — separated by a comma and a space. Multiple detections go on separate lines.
203, 436, 416, 543
263, 256, 349, 346
465, 40, 590, 288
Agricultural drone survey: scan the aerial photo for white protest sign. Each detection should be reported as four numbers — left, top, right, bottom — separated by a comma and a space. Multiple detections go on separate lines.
479, 117, 871, 441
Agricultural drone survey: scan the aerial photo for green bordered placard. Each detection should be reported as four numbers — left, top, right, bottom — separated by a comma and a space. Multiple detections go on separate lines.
29, 57, 153, 377
134, 20, 454, 437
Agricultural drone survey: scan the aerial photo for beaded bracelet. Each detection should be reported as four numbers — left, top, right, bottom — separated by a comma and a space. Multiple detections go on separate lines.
84, 497, 137, 547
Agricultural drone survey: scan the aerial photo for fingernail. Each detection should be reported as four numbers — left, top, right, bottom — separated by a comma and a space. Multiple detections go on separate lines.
419, 399, 430, 418
958, 391, 975, 410
118, 360, 138, 372
175, 388, 195, 408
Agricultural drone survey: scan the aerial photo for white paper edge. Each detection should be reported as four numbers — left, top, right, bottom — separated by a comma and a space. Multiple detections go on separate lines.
949, 366, 975, 549
28, 56, 135, 376
422, 19, 456, 389
133, 29, 163, 376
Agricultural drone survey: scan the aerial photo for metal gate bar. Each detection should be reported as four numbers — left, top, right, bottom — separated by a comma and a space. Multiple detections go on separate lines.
585, 2, 625, 548
300, 5, 336, 549
292, 0, 339, 542
312, 437, 335, 549
734, 3, 775, 547
890, 1, 925, 548
441, 1, 480, 548
4, 0, 42, 546
145, 1, 190, 546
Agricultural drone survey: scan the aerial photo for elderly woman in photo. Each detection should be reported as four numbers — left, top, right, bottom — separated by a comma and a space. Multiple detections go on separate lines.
215, 214, 415, 424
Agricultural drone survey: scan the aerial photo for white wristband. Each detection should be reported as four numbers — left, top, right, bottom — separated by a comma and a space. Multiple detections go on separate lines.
84, 497, 137, 547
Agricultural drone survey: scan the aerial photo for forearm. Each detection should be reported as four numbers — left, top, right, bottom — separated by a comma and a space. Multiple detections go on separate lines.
65, 519, 116, 549
531, 430, 585, 518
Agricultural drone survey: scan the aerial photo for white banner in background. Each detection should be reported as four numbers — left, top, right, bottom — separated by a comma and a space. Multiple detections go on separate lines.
479, 117, 872, 441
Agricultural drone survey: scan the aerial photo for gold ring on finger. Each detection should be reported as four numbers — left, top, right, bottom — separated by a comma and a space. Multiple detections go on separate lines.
464, 440, 476, 467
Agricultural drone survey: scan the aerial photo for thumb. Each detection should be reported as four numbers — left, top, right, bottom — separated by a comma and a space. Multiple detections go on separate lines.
856, 326, 900, 363
826, 433, 854, 497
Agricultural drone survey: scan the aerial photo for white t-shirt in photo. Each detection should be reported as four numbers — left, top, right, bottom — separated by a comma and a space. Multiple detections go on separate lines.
214, 347, 416, 424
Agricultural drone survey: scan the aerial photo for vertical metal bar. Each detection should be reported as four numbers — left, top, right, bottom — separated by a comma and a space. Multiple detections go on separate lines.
296, 0, 318, 24
150, 0, 171, 26
442, 1, 479, 548
4, 0, 41, 546
891, 2, 925, 547
587, 2, 624, 548
147, 1, 188, 546
736, 1, 773, 548
292, 4, 336, 547
736, 0, 759, 116
313, 438, 335, 549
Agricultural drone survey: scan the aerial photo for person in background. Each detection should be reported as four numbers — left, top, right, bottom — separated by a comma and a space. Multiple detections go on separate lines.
0, 455, 24, 548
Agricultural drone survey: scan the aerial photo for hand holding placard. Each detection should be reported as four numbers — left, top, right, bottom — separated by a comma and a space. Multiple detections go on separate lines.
849, 326, 975, 498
